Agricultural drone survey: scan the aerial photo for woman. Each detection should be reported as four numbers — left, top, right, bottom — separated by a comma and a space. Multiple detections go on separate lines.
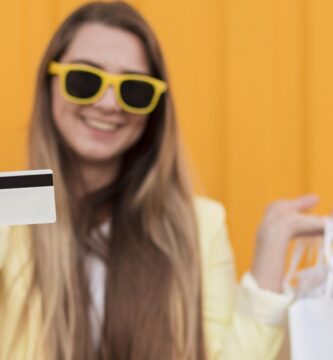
0, 1, 325, 359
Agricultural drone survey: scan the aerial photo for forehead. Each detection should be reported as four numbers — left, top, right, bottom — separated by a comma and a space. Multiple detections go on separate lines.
61, 23, 150, 73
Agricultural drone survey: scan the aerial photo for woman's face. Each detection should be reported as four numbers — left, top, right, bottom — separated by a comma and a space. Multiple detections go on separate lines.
51, 23, 150, 165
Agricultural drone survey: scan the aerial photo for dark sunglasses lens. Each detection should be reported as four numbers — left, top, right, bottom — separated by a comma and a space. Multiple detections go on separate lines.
65, 70, 102, 99
120, 80, 155, 108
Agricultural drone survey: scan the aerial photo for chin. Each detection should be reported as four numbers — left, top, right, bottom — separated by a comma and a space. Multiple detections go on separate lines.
77, 150, 121, 163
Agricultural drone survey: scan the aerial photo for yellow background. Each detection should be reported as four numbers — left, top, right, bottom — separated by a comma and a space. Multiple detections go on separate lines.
1, 0, 333, 276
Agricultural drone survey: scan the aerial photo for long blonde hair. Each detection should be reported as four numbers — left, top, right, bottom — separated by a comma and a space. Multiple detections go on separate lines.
19, 1, 206, 359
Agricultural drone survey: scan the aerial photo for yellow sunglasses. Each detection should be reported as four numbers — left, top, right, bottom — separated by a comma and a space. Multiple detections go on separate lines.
48, 61, 167, 115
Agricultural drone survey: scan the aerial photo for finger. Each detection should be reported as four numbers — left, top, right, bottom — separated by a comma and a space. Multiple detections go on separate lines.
291, 214, 325, 237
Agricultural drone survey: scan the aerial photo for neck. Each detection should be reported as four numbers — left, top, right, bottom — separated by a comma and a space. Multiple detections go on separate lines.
76, 157, 121, 197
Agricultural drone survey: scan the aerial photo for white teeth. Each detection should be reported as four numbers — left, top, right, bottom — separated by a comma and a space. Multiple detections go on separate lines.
84, 118, 118, 132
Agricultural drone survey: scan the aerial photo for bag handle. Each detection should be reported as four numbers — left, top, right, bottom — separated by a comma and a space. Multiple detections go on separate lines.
323, 217, 333, 297
284, 228, 325, 294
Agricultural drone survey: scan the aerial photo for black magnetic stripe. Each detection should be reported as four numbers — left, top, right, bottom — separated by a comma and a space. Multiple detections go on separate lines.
0, 174, 53, 189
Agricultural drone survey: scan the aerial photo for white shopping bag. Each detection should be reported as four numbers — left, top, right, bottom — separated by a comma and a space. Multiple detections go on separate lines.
285, 218, 333, 360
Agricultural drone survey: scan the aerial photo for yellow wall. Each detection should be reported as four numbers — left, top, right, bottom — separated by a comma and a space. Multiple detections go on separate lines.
1, 0, 333, 276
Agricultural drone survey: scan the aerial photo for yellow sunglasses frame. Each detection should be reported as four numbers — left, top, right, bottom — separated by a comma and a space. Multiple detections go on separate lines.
48, 61, 167, 115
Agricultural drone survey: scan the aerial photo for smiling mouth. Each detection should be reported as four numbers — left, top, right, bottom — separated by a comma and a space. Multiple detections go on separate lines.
81, 116, 122, 132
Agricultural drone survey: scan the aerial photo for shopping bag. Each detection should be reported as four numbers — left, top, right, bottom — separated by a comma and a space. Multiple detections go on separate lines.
285, 217, 333, 360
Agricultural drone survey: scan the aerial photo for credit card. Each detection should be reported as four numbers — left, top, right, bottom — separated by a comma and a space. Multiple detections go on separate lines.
0, 169, 56, 226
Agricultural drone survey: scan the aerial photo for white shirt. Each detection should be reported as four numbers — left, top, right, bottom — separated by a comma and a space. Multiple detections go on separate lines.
85, 222, 109, 348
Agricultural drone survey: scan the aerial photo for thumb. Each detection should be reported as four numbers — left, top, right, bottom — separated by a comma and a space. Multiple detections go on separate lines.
291, 194, 319, 212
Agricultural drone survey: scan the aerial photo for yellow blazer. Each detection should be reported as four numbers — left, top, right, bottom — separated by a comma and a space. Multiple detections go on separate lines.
0, 197, 289, 359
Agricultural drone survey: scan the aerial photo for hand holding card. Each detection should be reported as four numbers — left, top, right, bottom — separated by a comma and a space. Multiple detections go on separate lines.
0, 169, 56, 226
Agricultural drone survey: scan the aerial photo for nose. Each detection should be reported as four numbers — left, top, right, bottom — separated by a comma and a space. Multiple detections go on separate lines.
93, 86, 121, 112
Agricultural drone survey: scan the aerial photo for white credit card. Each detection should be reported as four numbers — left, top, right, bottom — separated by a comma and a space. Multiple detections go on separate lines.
0, 169, 56, 226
